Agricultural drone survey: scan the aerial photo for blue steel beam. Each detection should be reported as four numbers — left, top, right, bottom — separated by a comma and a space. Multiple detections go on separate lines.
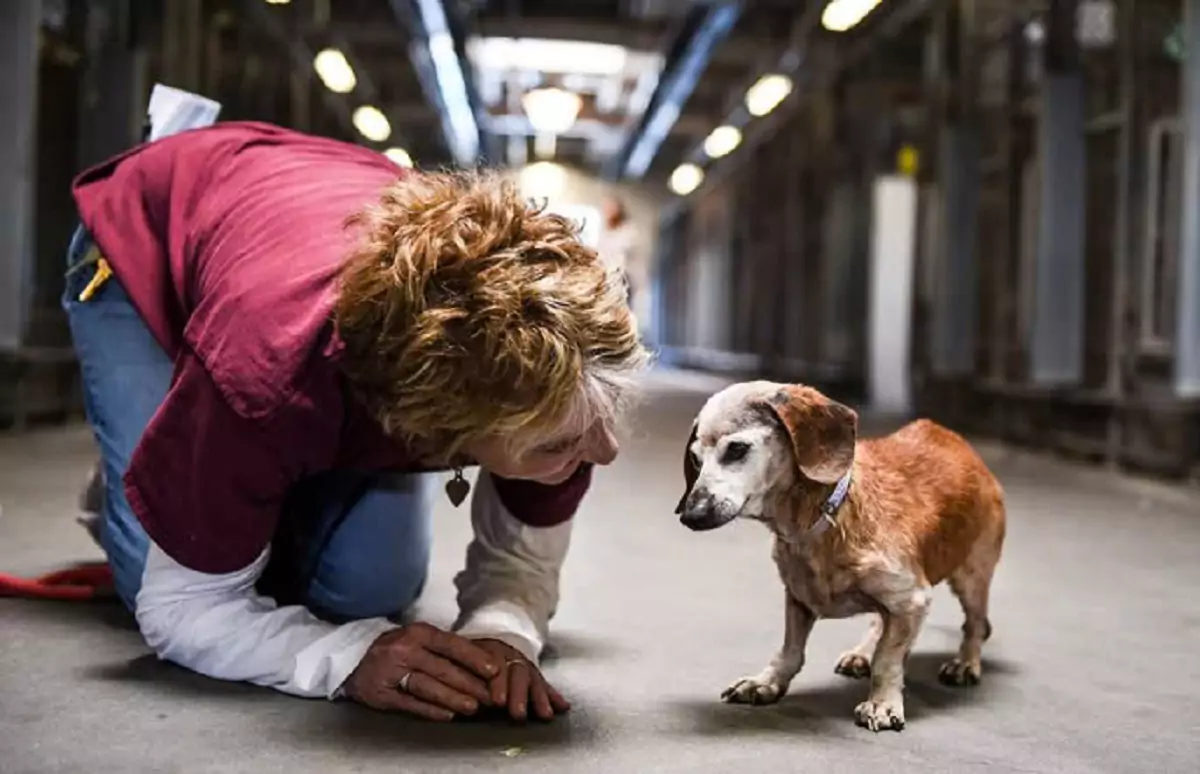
391, 0, 484, 166
614, 1, 742, 180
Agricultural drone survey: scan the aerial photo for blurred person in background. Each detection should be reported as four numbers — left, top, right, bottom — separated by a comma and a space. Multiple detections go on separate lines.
596, 195, 650, 341
61, 121, 648, 723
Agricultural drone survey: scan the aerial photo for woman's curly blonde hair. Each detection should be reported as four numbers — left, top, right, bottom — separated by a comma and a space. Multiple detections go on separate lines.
334, 169, 649, 462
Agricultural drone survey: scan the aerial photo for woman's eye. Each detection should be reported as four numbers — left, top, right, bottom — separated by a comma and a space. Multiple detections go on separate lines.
722, 441, 750, 464
538, 437, 580, 455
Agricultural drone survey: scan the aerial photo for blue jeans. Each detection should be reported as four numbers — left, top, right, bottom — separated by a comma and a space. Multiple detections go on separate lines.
62, 225, 435, 622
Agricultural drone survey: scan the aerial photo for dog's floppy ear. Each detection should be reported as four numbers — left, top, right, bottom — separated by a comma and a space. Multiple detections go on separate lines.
674, 422, 700, 514
764, 385, 857, 484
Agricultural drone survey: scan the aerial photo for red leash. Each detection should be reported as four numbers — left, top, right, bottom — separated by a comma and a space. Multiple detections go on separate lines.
0, 562, 114, 601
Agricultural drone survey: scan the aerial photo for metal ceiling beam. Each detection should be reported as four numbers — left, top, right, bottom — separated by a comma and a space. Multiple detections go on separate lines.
389, 0, 485, 166
663, 0, 934, 211
608, 1, 742, 180
327, 17, 767, 65
472, 16, 669, 49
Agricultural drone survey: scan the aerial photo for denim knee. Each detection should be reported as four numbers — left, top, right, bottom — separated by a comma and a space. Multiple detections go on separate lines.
299, 473, 437, 623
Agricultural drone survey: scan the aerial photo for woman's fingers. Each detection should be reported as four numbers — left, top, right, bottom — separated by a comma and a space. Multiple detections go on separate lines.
506, 662, 532, 721
546, 679, 571, 713
422, 627, 500, 680
489, 669, 508, 708
405, 672, 481, 716
410, 650, 493, 705
530, 673, 555, 721
361, 683, 455, 722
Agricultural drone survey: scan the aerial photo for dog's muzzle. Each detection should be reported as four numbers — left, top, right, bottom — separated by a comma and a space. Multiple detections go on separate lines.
678, 491, 739, 532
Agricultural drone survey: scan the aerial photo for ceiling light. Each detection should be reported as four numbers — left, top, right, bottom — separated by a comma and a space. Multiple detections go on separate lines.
519, 161, 568, 201
669, 163, 704, 196
384, 147, 413, 167
534, 132, 557, 160
522, 87, 582, 134
703, 125, 742, 159
352, 105, 391, 142
468, 37, 628, 76
745, 73, 793, 117
313, 48, 356, 94
821, 0, 885, 33
265, 0, 291, 5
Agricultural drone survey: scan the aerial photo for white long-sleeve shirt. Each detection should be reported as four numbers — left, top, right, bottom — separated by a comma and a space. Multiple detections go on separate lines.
133, 470, 571, 699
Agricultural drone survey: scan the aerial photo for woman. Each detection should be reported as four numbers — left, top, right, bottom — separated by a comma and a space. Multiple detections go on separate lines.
65, 120, 648, 722
595, 195, 648, 340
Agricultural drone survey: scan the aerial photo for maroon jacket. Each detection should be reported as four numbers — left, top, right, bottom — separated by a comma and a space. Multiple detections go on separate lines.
72, 121, 590, 575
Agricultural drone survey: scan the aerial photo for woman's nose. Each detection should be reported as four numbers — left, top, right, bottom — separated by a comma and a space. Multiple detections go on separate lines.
585, 423, 619, 466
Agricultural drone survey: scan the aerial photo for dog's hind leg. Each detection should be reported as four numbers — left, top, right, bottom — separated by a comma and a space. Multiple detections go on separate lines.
834, 614, 882, 679
939, 503, 1005, 687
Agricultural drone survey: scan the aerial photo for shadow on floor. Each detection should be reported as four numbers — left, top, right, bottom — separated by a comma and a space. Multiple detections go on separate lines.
0, 596, 137, 632
668, 651, 1020, 738
82, 653, 277, 702
542, 631, 630, 663
81, 651, 596, 752
285, 701, 600, 754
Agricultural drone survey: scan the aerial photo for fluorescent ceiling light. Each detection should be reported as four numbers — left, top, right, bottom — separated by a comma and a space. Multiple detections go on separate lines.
313, 48, 356, 94
821, 0, 885, 33
469, 37, 628, 76
703, 125, 742, 159
522, 87, 582, 134
265, 0, 290, 5
669, 163, 704, 196
353, 105, 391, 142
745, 73, 793, 117
384, 147, 413, 167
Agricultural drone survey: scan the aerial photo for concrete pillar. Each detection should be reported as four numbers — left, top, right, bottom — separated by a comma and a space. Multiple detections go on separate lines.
930, 0, 981, 376
290, 70, 312, 133
1176, 0, 1200, 396
1029, 0, 1086, 385
932, 127, 981, 375
77, 0, 146, 170
0, 0, 40, 351
161, 0, 202, 93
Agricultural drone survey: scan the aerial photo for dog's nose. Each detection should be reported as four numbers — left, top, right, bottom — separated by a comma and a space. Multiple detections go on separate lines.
679, 492, 736, 532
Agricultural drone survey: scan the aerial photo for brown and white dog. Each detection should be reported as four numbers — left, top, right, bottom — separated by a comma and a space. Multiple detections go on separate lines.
676, 381, 1006, 732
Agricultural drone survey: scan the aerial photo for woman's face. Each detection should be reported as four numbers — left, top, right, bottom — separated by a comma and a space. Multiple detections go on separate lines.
466, 417, 619, 485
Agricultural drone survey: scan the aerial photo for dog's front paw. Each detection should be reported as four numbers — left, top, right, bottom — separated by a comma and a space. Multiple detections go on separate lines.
938, 657, 982, 687
834, 653, 871, 680
854, 698, 906, 732
721, 676, 785, 706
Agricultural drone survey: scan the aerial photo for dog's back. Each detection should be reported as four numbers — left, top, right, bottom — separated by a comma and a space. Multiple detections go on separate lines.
855, 419, 1006, 587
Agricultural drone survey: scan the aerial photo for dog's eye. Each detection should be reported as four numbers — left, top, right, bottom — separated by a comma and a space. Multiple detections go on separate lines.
722, 441, 750, 464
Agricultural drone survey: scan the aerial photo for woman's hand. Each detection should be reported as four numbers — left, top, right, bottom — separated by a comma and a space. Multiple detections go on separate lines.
343, 622, 499, 721
473, 638, 571, 722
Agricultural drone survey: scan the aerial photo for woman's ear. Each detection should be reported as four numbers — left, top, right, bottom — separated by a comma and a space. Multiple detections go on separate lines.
675, 422, 699, 514
763, 385, 857, 485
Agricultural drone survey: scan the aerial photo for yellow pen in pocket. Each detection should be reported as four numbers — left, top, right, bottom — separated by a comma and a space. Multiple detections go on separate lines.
79, 256, 113, 302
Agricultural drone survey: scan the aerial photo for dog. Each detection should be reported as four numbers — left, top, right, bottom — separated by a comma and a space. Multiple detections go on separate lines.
676, 381, 1006, 732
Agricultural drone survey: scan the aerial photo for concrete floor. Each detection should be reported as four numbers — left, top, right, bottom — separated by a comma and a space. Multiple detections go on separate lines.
2, 370, 1199, 774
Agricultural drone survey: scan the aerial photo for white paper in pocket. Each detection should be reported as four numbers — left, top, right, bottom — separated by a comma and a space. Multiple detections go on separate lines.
146, 84, 223, 141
